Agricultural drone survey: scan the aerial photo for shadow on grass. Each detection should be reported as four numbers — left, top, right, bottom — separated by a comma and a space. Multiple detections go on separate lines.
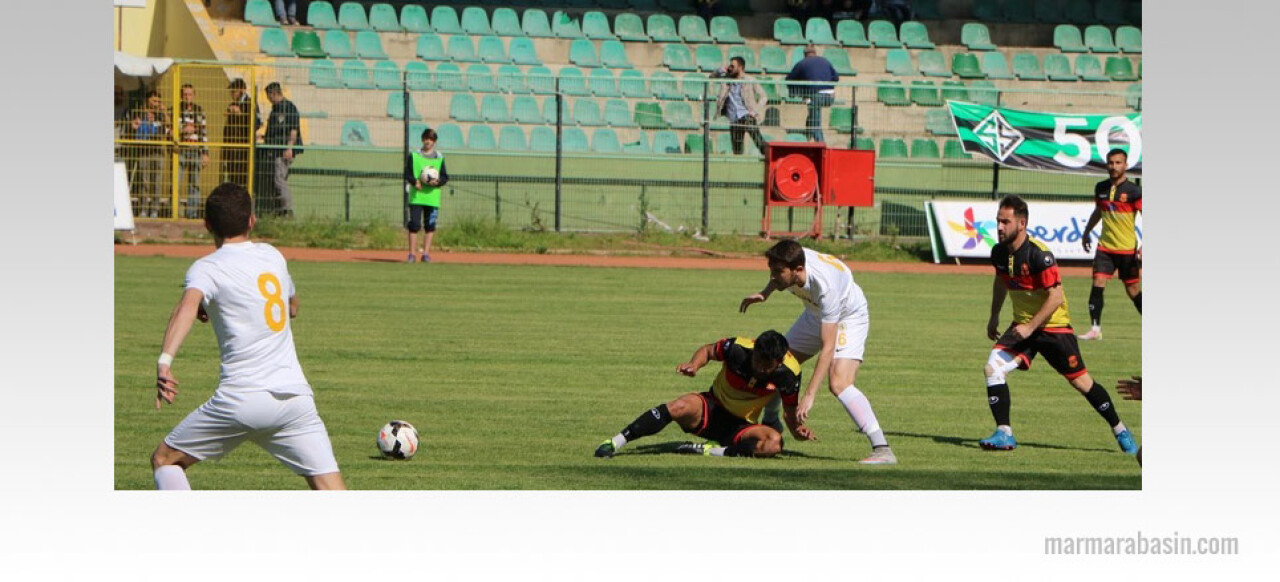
573, 464, 1139, 490
886, 430, 1116, 454
623, 441, 846, 461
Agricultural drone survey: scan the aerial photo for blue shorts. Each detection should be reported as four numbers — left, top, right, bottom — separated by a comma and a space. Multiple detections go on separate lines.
407, 204, 438, 233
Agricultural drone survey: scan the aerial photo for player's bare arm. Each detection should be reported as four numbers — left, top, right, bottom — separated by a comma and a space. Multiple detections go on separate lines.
289, 294, 299, 319
796, 322, 839, 423
783, 405, 816, 440
676, 343, 714, 376
1013, 284, 1064, 340
156, 288, 205, 409
1081, 207, 1103, 252
739, 280, 779, 312
988, 277, 1007, 340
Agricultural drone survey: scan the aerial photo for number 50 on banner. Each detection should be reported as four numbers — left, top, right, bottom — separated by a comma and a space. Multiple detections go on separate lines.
1053, 116, 1142, 169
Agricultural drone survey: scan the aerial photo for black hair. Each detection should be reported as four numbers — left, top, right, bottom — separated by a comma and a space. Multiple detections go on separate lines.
1106, 148, 1128, 161
754, 330, 789, 363
205, 182, 253, 239
730, 56, 746, 68
421, 127, 438, 141
264, 82, 282, 95
764, 239, 806, 269
998, 194, 1029, 221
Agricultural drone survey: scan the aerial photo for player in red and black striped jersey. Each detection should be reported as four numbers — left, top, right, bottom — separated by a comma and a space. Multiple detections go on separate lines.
593, 330, 815, 459
1079, 148, 1142, 340
979, 195, 1138, 455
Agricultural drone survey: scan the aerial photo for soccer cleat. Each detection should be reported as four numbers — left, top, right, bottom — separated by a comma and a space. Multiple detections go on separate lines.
421, 253, 431, 263
1115, 429, 1139, 455
979, 429, 1018, 451
594, 440, 616, 458
405, 253, 416, 263
858, 447, 898, 465
675, 441, 712, 456
1077, 328, 1103, 341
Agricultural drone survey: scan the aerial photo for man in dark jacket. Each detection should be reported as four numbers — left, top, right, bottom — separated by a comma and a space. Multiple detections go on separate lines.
785, 46, 839, 143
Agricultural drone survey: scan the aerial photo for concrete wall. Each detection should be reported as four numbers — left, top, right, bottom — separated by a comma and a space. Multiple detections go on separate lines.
114, 0, 216, 60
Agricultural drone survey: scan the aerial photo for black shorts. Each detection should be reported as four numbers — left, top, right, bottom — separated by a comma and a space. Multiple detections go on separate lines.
1093, 250, 1141, 283
686, 392, 758, 446
994, 326, 1088, 380
407, 204, 439, 233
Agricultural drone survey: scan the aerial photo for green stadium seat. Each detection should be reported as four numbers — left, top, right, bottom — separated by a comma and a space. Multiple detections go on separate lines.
829, 107, 852, 133
1064, 0, 1094, 24
824, 48, 857, 75
563, 128, 590, 152
1012, 52, 1045, 80
663, 44, 695, 72
647, 15, 681, 42
635, 102, 667, 129
877, 80, 909, 106
685, 133, 705, 154
695, 45, 724, 72
1034, 0, 1065, 23
855, 136, 874, 150
969, 80, 1000, 107
527, 66, 555, 94
805, 17, 839, 45
981, 52, 1013, 80
774, 17, 805, 44
868, 20, 902, 48
940, 80, 968, 103
431, 6, 462, 35
836, 20, 871, 47
435, 62, 464, 91
543, 97, 569, 124
652, 131, 682, 154
679, 15, 714, 43
468, 125, 497, 151
529, 126, 556, 152
559, 67, 590, 96
436, 124, 465, 150
447, 35, 479, 62
910, 80, 942, 106
711, 16, 745, 44
1096, 0, 1129, 24
340, 120, 372, 147
450, 93, 481, 122
604, 99, 634, 127
593, 129, 623, 154
911, 138, 940, 158
416, 33, 445, 60
926, 108, 957, 135
498, 126, 527, 151
588, 68, 620, 97
387, 92, 420, 119
914, 0, 942, 19
512, 95, 542, 124
601, 40, 632, 69
573, 99, 605, 126
400, 5, 428, 33
583, 11, 615, 40
1085, 25, 1119, 53
354, 31, 387, 59
761, 78, 787, 104
615, 13, 649, 42
523, 9, 553, 38
1105, 56, 1138, 81
725, 46, 759, 74
461, 6, 492, 35
322, 30, 355, 58
943, 139, 971, 159
917, 50, 950, 78
482, 94, 512, 123
373, 60, 401, 89
900, 21, 935, 49
712, 132, 732, 155
259, 28, 291, 56
760, 46, 789, 74
338, 2, 369, 30
291, 30, 326, 58
952, 53, 984, 79
1126, 83, 1141, 110
309, 59, 339, 87
885, 49, 916, 76
553, 11, 584, 39
961, 22, 997, 51
1116, 25, 1141, 53
405, 61, 432, 91
492, 8, 523, 37
245, 0, 279, 27
619, 69, 649, 98
477, 36, 510, 64
879, 138, 908, 158
682, 73, 710, 100
972, 0, 1004, 21
1003, 0, 1035, 23
1075, 54, 1108, 81
649, 71, 682, 100
623, 131, 651, 154
509, 37, 540, 65
1044, 54, 1076, 81
307, 2, 338, 29
1054, 24, 1086, 52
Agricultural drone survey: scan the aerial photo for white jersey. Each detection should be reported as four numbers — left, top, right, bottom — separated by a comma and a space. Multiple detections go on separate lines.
786, 248, 868, 323
184, 241, 311, 395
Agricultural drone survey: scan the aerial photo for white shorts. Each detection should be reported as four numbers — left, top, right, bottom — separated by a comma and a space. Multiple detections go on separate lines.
164, 390, 340, 477
785, 310, 869, 361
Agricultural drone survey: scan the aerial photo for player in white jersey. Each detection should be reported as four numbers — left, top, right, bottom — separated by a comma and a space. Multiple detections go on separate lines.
150, 182, 345, 490
739, 239, 896, 465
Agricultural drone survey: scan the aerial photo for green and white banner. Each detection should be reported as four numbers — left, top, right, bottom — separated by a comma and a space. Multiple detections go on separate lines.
948, 101, 1142, 176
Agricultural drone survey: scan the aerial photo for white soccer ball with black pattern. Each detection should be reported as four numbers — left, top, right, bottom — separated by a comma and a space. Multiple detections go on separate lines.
377, 420, 419, 460
419, 166, 439, 183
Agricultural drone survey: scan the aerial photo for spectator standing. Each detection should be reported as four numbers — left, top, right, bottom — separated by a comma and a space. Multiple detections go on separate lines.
403, 128, 449, 263
114, 85, 130, 162
131, 90, 171, 218
256, 82, 301, 217
785, 46, 838, 143
177, 84, 210, 219
222, 78, 260, 188
274, 0, 299, 25
714, 56, 768, 156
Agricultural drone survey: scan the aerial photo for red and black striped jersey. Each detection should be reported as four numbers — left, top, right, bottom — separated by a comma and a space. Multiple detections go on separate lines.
1094, 178, 1142, 254
991, 238, 1072, 329
708, 337, 802, 423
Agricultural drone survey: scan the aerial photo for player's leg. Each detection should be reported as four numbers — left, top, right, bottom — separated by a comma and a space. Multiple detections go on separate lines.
980, 327, 1031, 451
595, 393, 704, 458
698, 424, 782, 458
1122, 255, 1142, 314
1047, 335, 1138, 454
251, 393, 347, 487
770, 312, 820, 431
421, 206, 438, 262
405, 205, 422, 263
1082, 254, 1114, 340
825, 316, 895, 464
730, 122, 746, 155
154, 391, 252, 489
150, 442, 200, 490
305, 472, 346, 490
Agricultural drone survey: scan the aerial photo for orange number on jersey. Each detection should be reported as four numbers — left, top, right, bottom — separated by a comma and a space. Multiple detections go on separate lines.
257, 273, 286, 332
816, 253, 847, 272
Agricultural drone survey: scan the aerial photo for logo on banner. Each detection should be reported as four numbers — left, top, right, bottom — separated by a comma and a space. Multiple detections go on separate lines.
973, 110, 1025, 161
946, 207, 997, 250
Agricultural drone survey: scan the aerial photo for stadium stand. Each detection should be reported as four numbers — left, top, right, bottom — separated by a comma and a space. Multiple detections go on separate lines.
435, 63, 465, 91
589, 68, 620, 97
405, 61, 431, 90
601, 40, 633, 68
338, 2, 369, 31
972, 0, 1003, 22
322, 30, 355, 58
1035, 0, 1066, 23
450, 93, 481, 122
1084, 25, 1119, 53
259, 28, 292, 56
911, 138, 940, 159
511, 95, 541, 124
1054, 24, 1087, 52
1075, 54, 1109, 81
583, 11, 615, 40
498, 125, 527, 151
951, 53, 984, 79
461, 6, 492, 35
431, 6, 463, 35
510, 37, 541, 65
553, 10, 584, 39
618, 69, 649, 98
446, 35, 479, 62
615, 13, 649, 42
468, 125, 497, 150
340, 120, 372, 146
868, 20, 902, 48
910, 81, 942, 107
877, 80, 910, 106
727, 45, 760, 73
679, 15, 714, 43
879, 138, 909, 158
1116, 25, 1141, 53
647, 14, 680, 42
759, 45, 789, 74
491, 7, 521, 36
1105, 57, 1138, 82
885, 49, 916, 76
496, 64, 527, 94
917, 50, 950, 78
711, 16, 745, 44
981, 52, 1014, 80
368, 3, 398, 32
372, 60, 400, 90
574, 98, 605, 126
307, 2, 338, 29
593, 128, 622, 153
926, 108, 957, 136
245, 0, 279, 27
400, 4, 428, 33
773, 18, 805, 45
837, 20, 871, 48
559, 67, 589, 96
1044, 53, 1077, 81
663, 44, 696, 72
436, 123, 465, 149
805, 18, 839, 46
291, 30, 325, 58
1012, 52, 1046, 80
940, 80, 969, 103
569, 39, 601, 68
900, 21, 935, 49
310, 59, 339, 88
522, 9, 553, 37
354, 30, 387, 59
961, 22, 997, 51
387, 92, 421, 119
482, 95, 512, 123
562, 127, 589, 152
943, 139, 972, 159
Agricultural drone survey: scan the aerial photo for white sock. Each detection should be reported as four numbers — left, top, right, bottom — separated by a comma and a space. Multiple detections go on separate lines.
707, 446, 727, 457
1112, 422, 1128, 436
997, 425, 1013, 436
611, 434, 627, 449
837, 386, 888, 448
154, 465, 191, 490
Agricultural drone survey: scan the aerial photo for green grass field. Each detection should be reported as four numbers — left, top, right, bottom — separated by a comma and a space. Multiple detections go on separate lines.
114, 256, 1141, 489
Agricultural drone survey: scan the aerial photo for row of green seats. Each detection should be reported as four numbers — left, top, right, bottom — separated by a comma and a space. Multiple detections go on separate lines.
665, 44, 856, 75
887, 49, 1137, 82
774, 17, 929, 49
1054, 24, 1141, 53
260, 28, 386, 59
877, 80, 1002, 107
449, 94, 715, 130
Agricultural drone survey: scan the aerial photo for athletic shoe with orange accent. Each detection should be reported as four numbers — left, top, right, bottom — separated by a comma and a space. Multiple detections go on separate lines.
858, 447, 897, 465
1077, 328, 1103, 341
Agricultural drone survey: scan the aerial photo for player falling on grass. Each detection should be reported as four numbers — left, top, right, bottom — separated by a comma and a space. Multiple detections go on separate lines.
979, 194, 1137, 454
150, 182, 346, 490
1078, 148, 1142, 341
740, 239, 897, 465
594, 330, 815, 458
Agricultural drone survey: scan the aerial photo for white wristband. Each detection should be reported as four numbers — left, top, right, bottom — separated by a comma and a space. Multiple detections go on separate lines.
158, 353, 174, 366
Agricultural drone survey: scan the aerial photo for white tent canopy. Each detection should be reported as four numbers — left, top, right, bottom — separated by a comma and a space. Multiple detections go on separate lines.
114, 51, 173, 90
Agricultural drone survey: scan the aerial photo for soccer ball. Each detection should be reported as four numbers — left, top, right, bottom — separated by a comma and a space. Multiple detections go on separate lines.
377, 420, 419, 460
419, 166, 440, 183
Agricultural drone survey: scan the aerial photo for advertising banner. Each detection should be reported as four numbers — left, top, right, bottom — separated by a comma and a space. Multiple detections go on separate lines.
925, 200, 1141, 263
948, 101, 1142, 176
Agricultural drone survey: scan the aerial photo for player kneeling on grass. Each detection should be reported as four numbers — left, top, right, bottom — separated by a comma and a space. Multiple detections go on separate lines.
595, 331, 815, 459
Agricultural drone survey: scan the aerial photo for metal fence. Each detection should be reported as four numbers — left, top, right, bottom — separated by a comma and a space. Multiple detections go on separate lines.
114, 60, 1136, 237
